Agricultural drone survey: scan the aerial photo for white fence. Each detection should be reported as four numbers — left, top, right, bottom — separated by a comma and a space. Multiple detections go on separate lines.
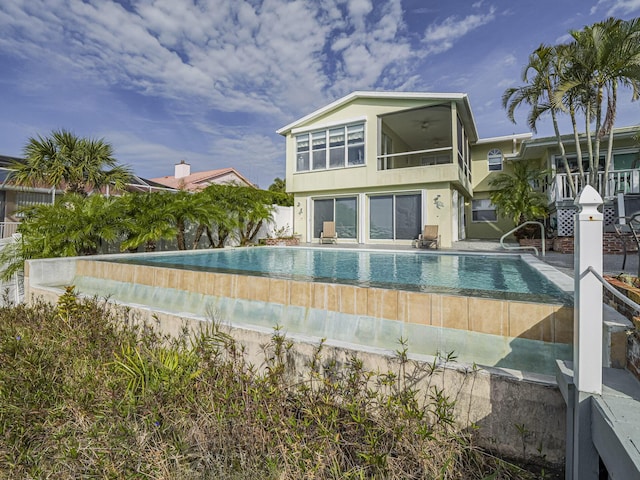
552, 169, 640, 200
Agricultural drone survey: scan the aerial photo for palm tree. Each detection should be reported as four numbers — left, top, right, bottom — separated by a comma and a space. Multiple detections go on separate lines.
117, 192, 177, 252
163, 191, 212, 250
232, 186, 276, 246
503, 45, 577, 196
11, 129, 132, 195
191, 186, 232, 248
558, 17, 640, 190
489, 161, 549, 237
268, 177, 294, 206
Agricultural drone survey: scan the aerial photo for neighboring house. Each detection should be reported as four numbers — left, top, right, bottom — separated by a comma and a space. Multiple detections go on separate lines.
151, 161, 255, 191
277, 91, 640, 247
0, 154, 172, 238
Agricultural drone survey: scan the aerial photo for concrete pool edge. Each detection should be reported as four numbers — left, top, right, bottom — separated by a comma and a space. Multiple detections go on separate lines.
23, 280, 569, 466
70, 254, 575, 344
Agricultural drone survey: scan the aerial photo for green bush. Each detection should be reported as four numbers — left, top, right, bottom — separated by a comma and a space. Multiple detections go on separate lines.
0, 292, 552, 479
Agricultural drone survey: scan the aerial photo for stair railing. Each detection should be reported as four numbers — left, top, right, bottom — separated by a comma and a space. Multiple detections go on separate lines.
499, 221, 545, 256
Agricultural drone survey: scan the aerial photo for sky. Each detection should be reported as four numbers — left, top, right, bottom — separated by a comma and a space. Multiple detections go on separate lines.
1, 0, 640, 188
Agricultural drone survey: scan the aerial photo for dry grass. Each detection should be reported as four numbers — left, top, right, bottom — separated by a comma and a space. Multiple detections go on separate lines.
0, 289, 556, 479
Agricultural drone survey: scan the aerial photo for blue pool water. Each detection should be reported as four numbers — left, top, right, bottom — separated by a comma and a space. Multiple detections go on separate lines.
108, 247, 571, 304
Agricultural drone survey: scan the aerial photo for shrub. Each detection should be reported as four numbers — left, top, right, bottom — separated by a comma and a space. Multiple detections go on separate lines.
0, 292, 551, 479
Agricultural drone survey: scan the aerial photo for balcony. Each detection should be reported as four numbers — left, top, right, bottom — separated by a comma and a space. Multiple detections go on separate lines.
376, 147, 452, 170
550, 169, 640, 201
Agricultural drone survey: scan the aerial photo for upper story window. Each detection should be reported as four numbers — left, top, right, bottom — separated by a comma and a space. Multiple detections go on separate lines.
296, 123, 365, 172
488, 149, 503, 171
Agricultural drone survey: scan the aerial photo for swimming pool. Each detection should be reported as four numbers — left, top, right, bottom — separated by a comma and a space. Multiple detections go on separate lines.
26, 246, 581, 376
106, 247, 572, 304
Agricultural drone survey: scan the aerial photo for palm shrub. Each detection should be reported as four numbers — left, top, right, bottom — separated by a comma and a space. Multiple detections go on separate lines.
0, 194, 126, 279
489, 161, 549, 239
116, 192, 177, 252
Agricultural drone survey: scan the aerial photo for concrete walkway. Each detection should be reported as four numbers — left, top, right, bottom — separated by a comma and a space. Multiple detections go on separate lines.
309, 239, 638, 278
449, 239, 638, 278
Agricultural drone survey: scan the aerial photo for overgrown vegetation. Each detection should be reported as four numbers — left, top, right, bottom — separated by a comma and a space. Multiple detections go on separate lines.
0, 292, 554, 479
489, 161, 549, 238
0, 184, 284, 279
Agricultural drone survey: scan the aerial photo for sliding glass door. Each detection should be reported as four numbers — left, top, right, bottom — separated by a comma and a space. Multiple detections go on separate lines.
369, 193, 421, 240
313, 197, 357, 239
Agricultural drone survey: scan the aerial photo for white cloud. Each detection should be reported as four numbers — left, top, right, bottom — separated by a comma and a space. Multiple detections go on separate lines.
422, 6, 496, 55
0, 0, 417, 123
590, 0, 640, 15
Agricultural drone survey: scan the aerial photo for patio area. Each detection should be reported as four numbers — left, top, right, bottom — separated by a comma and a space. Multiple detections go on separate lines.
304, 238, 638, 278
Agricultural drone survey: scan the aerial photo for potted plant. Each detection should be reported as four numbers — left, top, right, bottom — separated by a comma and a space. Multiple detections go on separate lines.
489, 161, 549, 248
264, 224, 300, 246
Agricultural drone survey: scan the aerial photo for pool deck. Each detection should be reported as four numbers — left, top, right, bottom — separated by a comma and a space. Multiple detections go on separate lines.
307, 239, 638, 278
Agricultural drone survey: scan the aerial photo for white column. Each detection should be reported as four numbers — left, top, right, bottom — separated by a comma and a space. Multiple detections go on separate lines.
573, 184, 603, 394
358, 193, 366, 244
571, 184, 603, 480
306, 197, 312, 243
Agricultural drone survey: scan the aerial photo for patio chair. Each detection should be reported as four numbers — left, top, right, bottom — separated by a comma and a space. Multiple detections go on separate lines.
320, 221, 338, 244
614, 215, 640, 275
417, 225, 440, 249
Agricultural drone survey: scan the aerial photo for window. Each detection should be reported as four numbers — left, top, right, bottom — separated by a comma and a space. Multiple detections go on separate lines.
15, 192, 53, 218
313, 197, 357, 239
296, 135, 309, 171
471, 199, 497, 222
488, 149, 502, 171
370, 193, 421, 240
312, 131, 327, 170
296, 123, 365, 172
347, 124, 365, 166
329, 128, 345, 168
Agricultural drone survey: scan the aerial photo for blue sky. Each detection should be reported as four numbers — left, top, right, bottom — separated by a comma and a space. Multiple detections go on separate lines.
1, 0, 640, 188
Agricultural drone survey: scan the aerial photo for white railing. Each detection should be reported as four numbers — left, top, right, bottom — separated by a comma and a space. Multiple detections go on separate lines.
0, 222, 20, 239
552, 169, 640, 200
377, 147, 453, 171
499, 221, 545, 256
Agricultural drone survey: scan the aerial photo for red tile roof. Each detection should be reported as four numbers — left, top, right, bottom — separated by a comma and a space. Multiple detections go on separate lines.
150, 167, 255, 191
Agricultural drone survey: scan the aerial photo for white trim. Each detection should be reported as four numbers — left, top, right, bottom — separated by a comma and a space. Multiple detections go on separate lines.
306, 197, 312, 243
358, 193, 366, 244
277, 91, 469, 136
291, 116, 367, 135
476, 133, 532, 144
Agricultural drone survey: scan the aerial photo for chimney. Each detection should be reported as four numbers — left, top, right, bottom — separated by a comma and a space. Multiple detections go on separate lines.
175, 160, 191, 179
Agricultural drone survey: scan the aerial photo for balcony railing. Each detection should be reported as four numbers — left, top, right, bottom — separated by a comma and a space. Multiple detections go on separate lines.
0, 222, 20, 239
377, 147, 453, 171
551, 169, 640, 201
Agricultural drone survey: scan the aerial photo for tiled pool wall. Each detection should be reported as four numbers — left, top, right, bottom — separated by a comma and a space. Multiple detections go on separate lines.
74, 259, 574, 345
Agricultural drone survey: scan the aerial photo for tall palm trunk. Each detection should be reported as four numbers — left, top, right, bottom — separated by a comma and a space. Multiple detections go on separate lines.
550, 110, 576, 196
176, 218, 186, 250
569, 104, 586, 188
591, 85, 604, 189
604, 83, 618, 196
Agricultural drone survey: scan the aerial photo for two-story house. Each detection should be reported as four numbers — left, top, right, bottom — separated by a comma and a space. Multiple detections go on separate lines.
278, 91, 640, 248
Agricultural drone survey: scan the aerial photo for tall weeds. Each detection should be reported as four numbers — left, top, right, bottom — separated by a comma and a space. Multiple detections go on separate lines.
0, 291, 551, 479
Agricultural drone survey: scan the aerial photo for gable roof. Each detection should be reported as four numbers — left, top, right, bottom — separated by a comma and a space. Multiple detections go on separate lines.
276, 91, 479, 141
150, 167, 255, 191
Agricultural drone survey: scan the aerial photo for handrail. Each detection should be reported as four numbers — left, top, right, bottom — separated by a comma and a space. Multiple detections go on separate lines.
376, 146, 453, 160
499, 221, 546, 256
586, 266, 640, 313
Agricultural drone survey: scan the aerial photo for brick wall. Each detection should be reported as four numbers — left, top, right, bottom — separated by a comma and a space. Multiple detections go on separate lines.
552, 236, 574, 254
552, 233, 634, 255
